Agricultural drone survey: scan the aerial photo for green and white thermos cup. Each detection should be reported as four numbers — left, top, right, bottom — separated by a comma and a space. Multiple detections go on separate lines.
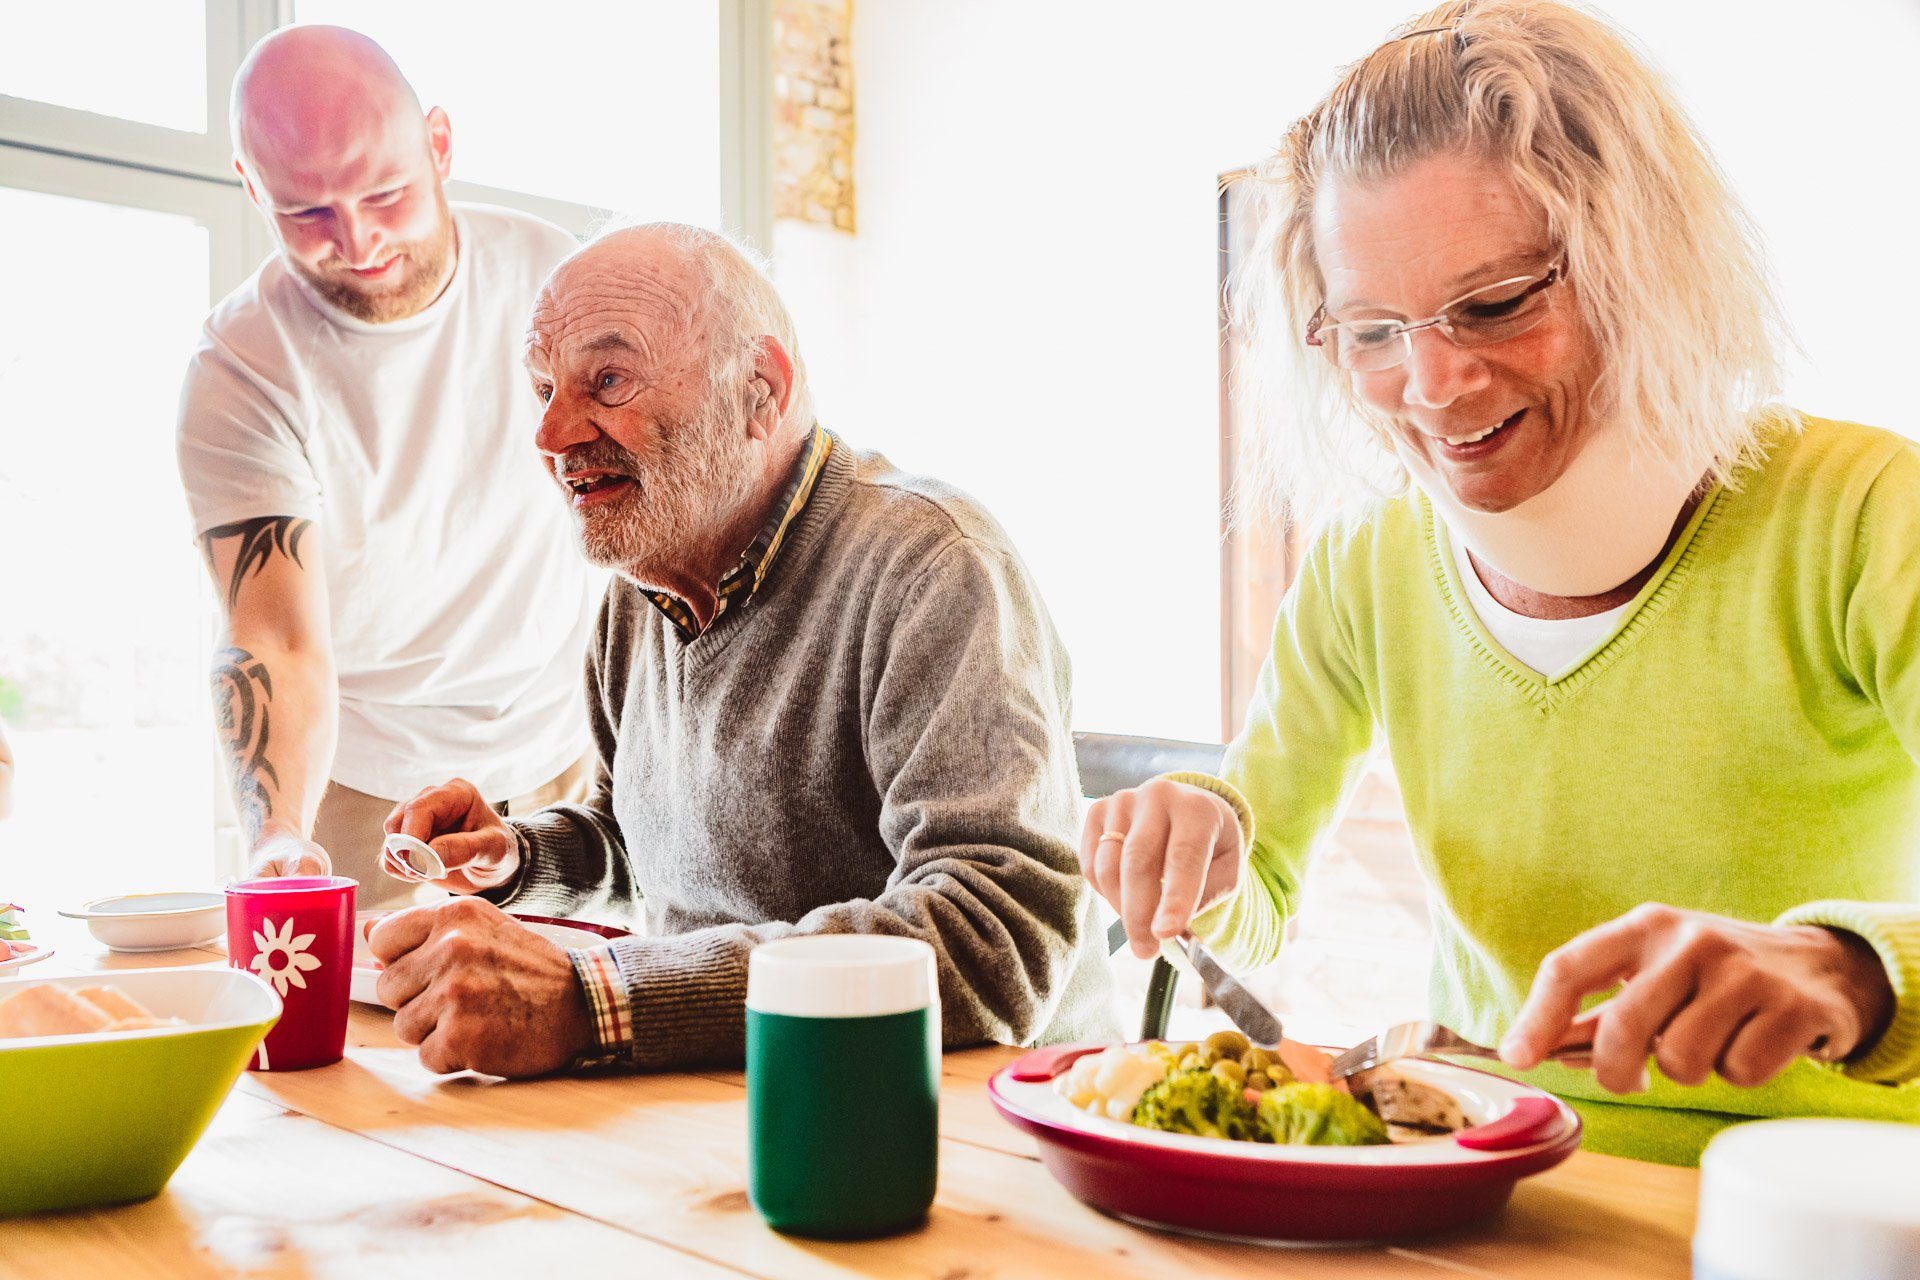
746, 935, 940, 1237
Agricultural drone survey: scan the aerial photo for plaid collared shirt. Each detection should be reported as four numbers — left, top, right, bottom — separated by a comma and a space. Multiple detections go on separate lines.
641, 425, 834, 642
567, 946, 632, 1068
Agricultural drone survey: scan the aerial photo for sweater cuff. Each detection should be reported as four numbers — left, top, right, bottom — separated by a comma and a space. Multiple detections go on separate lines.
493, 812, 589, 913
1158, 771, 1255, 853
1774, 899, 1920, 1084
605, 931, 752, 1070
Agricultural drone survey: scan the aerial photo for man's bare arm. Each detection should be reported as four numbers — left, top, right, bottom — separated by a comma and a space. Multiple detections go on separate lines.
202, 516, 337, 873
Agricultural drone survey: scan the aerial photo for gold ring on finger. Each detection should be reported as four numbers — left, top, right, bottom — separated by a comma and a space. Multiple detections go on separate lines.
1097, 829, 1127, 845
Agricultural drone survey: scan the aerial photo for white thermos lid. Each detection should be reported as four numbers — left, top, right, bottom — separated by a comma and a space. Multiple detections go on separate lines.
1694, 1119, 1920, 1280
746, 935, 937, 1018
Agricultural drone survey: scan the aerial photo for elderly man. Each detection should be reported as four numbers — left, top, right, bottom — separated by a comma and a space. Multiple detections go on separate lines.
177, 26, 597, 905
366, 224, 1115, 1075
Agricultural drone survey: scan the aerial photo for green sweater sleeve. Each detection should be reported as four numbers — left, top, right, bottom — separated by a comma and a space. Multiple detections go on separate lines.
1778, 442, 1920, 1085
1187, 527, 1378, 972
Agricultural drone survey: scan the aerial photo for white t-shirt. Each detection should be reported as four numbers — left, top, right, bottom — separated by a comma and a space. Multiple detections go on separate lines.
177, 204, 600, 801
1449, 526, 1629, 681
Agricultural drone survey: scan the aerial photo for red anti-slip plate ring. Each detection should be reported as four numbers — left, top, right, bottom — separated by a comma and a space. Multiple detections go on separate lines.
991, 1087, 1582, 1191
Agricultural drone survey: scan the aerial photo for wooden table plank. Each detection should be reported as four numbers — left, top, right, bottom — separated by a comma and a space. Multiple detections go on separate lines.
694, 1057, 1699, 1279
15, 917, 1700, 1278
0, 1087, 745, 1278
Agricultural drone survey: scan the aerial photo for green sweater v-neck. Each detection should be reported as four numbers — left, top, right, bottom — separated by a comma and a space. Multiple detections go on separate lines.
1193, 416, 1920, 1164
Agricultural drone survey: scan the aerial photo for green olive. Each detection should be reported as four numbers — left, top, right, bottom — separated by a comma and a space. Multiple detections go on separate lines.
1210, 1059, 1247, 1087
1245, 1047, 1276, 1073
1204, 1029, 1251, 1060
1246, 1070, 1273, 1091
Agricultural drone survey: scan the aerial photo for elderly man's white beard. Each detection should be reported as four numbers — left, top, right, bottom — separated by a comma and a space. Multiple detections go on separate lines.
572, 393, 763, 587
1396, 420, 1703, 597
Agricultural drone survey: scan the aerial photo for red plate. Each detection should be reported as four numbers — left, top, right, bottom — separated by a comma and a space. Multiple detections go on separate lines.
989, 1043, 1581, 1244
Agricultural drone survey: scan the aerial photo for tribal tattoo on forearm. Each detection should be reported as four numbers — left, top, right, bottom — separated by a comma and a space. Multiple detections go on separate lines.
211, 646, 279, 843
203, 516, 312, 609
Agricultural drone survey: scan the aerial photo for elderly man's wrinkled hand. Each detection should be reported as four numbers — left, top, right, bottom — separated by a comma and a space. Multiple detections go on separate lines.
248, 829, 331, 878
383, 778, 522, 894
1501, 902, 1896, 1094
368, 897, 596, 1077
1079, 779, 1245, 960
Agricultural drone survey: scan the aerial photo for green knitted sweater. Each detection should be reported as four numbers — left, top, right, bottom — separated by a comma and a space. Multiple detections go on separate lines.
1190, 416, 1920, 1165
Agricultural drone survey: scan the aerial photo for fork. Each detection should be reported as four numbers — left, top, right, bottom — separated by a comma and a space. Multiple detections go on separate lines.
1329, 1018, 1593, 1081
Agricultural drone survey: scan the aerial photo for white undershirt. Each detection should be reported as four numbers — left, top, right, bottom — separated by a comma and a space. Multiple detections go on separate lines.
1449, 527, 1631, 680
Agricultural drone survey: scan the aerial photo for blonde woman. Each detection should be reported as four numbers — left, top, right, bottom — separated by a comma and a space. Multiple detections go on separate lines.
1085, 0, 1919, 1164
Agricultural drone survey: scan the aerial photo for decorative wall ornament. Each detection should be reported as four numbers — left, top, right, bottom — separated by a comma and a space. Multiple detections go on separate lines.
773, 0, 856, 232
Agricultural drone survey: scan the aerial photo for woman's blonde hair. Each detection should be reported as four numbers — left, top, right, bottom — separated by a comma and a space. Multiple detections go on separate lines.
1231, 0, 1796, 525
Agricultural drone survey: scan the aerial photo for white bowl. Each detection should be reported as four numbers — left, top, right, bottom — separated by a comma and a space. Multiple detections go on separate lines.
58, 892, 227, 952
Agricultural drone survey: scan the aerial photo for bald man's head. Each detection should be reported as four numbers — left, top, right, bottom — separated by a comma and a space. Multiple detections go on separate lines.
231, 26, 456, 323
525, 224, 813, 592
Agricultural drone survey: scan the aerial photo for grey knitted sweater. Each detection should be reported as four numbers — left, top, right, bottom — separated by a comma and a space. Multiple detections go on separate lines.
498, 439, 1117, 1068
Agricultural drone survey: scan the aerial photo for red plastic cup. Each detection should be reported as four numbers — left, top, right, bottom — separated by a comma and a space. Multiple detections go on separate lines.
225, 875, 356, 1070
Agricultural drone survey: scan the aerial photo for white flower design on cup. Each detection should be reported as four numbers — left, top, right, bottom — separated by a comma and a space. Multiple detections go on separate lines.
250, 916, 323, 996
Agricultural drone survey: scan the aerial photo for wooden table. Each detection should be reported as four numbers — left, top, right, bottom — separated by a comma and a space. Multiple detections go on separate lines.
4, 918, 1701, 1277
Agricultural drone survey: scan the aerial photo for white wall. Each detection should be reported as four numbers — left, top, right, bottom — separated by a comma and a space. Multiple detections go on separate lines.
774, 0, 1920, 743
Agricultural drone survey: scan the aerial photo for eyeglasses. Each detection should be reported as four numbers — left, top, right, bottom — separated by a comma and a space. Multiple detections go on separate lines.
1305, 259, 1566, 373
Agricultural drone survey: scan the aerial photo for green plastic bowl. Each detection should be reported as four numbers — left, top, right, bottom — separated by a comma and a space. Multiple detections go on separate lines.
0, 967, 280, 1215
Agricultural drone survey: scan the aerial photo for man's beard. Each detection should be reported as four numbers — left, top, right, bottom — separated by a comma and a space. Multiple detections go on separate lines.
562, 384, 763, 584
295, 185, 456, 324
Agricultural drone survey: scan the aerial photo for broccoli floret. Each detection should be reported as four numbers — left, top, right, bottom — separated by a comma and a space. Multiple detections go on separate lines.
1256, 1082, 1390, 1146
1130, 1068, 1258, 1140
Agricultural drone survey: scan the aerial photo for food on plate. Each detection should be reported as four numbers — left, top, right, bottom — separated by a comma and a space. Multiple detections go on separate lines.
1348, 1068, 1469, 1141
1133, 1065, 1260, 1140
0, 983, 183, 1039
0, 902, 35, 960
1257, 1082, 1388, 1146
1055, 1030, 1466, 1146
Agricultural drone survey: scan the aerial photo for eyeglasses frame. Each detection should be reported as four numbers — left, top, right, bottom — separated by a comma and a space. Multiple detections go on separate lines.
1304, 258, 1568, 370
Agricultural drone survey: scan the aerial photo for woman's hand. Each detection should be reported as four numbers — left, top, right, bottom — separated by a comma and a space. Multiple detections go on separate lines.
1501, 902, 1896, 1092
383, 778, 522, 895
1079, 779, 1246, 959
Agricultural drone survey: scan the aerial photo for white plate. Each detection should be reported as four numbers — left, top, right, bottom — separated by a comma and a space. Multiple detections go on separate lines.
992, 1054, 1575, 1166
0, 947, 54, 976
349, 911, 630, 1006
58, 892, 226, 952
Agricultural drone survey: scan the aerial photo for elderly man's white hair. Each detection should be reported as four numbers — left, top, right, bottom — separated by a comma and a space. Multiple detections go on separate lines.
591, 220, 817, 429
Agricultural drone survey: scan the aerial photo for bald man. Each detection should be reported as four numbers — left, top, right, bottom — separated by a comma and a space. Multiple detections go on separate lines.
364, 225, 1116, 1076
177, 26, 597, 903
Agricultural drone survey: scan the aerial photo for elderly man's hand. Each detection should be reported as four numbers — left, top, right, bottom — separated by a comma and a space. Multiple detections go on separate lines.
383, 778, 522, 894
248, 828, 331, 878
1079, 779, 1246, 959
1501, 903, 1897, 1093
368, 897, 596, 1077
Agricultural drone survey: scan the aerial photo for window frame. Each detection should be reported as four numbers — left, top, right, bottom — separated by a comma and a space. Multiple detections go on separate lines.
0, 0, 772, 245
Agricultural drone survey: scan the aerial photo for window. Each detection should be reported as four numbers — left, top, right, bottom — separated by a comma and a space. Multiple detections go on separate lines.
0, 2, 763, 904
0, 1, 207, 132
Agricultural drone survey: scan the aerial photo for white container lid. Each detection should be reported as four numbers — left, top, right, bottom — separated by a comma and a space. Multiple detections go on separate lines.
746, 935, 937, 1018
1694, 1119, 1920, 1280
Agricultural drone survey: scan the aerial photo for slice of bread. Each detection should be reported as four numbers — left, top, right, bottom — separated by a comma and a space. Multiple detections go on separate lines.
0, 984, 114, 1038
0, 983, 177, 1039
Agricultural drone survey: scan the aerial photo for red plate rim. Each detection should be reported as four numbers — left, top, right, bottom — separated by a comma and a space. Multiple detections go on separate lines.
506, 913, 631, 941
988, 1050, 1582, 1189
